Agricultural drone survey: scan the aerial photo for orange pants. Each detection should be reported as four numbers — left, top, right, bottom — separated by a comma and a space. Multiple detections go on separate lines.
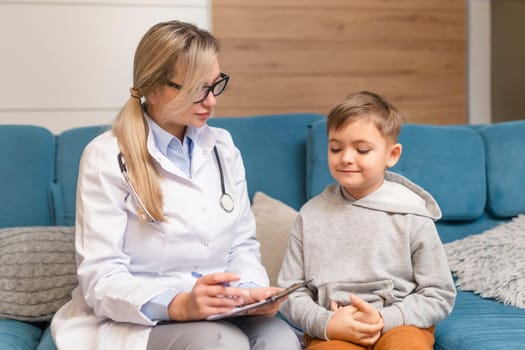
305, 326, 435, 350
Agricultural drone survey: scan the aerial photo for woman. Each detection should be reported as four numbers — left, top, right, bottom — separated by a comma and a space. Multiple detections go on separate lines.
51, 20, 300, 350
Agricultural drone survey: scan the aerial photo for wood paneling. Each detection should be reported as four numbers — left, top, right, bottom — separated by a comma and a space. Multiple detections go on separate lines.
214, 0, 464, 10
212, 0, 466, 124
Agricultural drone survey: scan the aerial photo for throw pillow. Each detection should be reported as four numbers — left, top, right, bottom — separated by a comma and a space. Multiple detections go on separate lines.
444, 214, 525, 308
252, 192, 299, 286
0, 226, 77, 321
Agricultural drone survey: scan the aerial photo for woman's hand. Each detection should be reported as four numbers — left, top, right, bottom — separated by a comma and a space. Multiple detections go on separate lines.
241, 287, 285, 317
167, 272, 249, 321
326, 294, 384, 346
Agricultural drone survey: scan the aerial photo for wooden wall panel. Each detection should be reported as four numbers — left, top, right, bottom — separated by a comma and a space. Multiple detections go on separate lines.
212, 0, 466, 124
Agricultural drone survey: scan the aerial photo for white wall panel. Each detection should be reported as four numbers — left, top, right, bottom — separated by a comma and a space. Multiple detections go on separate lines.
0, 0, 211, 133
468, 0, 491, 124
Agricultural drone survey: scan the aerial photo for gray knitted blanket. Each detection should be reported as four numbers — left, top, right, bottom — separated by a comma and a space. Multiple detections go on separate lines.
444, 214, 525, 308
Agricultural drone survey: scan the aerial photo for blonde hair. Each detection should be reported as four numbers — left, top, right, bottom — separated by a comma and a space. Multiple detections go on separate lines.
112, 20, 220, 222
327, 91, 403, 142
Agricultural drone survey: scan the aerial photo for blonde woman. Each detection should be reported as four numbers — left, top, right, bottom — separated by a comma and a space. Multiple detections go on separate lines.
51, 20, 300, 350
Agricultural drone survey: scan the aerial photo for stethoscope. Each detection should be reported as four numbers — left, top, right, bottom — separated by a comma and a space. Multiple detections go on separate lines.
117, 145, 234, 223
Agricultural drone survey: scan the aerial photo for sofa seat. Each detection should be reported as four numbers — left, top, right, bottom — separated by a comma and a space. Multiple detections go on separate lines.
435, 291, 525, 350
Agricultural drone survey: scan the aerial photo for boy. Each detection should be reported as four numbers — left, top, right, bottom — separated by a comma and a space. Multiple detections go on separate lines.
278, 91, 456, 350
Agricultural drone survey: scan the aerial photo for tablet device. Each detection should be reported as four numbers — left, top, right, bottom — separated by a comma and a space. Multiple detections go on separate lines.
207, 280, 312, 320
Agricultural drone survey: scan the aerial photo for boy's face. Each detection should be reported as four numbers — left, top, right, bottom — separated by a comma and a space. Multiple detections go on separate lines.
327, 117, 401, 199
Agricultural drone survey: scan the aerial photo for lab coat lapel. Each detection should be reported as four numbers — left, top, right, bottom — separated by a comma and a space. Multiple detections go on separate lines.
188, 125, 216, 176
191, 143, 213, 176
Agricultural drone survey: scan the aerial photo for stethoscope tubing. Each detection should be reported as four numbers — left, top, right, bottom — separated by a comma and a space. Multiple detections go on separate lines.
117, 145, 234, 223
117, 153, 157, 222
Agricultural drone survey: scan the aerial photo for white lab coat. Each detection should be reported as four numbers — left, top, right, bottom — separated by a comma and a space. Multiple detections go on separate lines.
51, 124, 268, 350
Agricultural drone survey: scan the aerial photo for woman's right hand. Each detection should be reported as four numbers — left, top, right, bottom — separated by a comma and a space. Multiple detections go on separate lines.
167, 272, 249, 321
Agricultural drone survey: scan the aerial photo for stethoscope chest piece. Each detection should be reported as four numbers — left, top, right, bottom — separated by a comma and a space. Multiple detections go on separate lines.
213, 146, 234, 213
220, 193, 234, 213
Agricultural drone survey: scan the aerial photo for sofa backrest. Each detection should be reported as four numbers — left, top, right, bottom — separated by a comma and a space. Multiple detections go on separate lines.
49, 113, 324, 226
0, 125, 56, 228
479, 120, 525, 218
53, 126, 109, 226
5, 116, 522, 237
394, 124, 487, 220
306, 119, 525, 243
209, 113, 325, 210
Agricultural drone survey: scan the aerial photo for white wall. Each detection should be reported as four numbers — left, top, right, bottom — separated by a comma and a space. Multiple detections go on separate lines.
0, 1, 492, 130
468, 0, 492, 124
0, 0, 211, 134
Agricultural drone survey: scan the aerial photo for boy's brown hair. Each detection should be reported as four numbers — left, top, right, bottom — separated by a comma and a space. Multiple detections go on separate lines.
326, 91, 404, 142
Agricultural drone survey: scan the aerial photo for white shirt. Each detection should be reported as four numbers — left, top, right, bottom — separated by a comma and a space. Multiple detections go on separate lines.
51, 122, 268, 350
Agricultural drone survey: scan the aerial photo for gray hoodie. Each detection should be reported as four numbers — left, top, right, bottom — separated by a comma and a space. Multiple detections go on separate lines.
278, 171, 456, 340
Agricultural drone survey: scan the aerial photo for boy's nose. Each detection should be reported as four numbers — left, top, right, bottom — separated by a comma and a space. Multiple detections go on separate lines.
341, 149, 355, 164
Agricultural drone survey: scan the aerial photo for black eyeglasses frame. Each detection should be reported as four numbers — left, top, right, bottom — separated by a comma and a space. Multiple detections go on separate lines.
166, 72, 229, 104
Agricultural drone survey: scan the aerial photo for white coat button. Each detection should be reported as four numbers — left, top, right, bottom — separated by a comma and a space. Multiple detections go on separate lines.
202, 150, 207, 155
202, 241, 211, 248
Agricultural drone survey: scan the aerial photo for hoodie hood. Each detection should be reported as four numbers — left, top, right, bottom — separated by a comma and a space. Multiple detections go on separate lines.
329, 171, 442, 220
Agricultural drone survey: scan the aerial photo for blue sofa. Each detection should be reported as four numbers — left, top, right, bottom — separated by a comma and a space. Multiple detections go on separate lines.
1, 114, 524, 349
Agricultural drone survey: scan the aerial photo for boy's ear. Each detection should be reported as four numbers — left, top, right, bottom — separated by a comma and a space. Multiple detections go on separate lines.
386, 143, 402, 168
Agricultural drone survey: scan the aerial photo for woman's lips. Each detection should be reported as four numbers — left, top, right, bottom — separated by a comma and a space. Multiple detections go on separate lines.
196, 111, 211, 119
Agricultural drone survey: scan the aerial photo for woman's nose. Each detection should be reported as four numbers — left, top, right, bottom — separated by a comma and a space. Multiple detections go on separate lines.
201, 90, 217, 107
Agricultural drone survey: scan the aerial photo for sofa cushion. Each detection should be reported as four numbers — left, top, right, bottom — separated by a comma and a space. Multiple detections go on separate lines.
0, 125, 55, 228
0, 318, 42, 350
252, 192, 298, 286
0, 226, 77, 322
306, 121, 486, 221
435, 290, 525, 350
394, 124, 486, 220
54, 125, 108, 226
479, 120, 525, 218
35, 326, 56, 350
209, 113, 325, 210
306, 120, 333, 201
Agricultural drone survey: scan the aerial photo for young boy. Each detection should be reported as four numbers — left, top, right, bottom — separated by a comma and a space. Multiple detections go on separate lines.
278, 91, 456, 350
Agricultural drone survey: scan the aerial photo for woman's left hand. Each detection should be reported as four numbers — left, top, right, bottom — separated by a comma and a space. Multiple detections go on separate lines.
242, 287, 284, 317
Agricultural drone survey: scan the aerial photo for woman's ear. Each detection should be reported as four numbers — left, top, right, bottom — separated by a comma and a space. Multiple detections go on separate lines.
386, 143, 402, 168
146, 87, 162, 105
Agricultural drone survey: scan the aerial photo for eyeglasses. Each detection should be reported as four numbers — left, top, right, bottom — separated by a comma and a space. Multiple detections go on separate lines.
167, 72, 229, 104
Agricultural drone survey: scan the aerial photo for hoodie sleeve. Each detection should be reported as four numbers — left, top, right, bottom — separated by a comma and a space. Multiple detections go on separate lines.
278, 216, 334, 340
379, 217, 456, 332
